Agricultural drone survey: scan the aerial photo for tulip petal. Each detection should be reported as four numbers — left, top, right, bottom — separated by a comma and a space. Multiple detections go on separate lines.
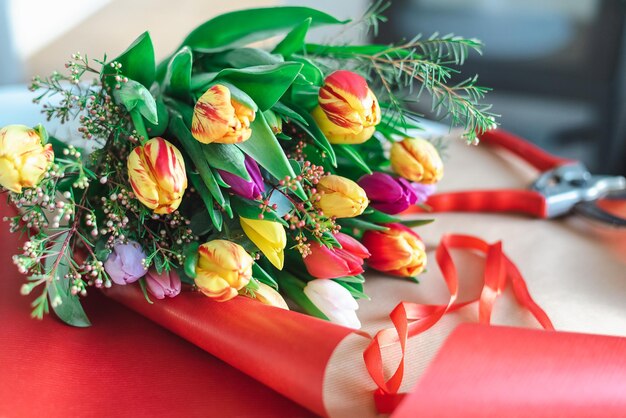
303, 243, 352, 279
240, 217, 286, 270
0, 156, 22, 193
192, 85, 235, 144
195, 269, 239, 302
127, 147, 160, 210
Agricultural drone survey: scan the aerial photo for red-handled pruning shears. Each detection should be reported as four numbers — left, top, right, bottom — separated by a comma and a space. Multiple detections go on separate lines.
411, 130, 626, 227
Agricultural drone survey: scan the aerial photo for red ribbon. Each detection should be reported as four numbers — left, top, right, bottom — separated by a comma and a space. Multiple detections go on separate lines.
363, 234, 554, 414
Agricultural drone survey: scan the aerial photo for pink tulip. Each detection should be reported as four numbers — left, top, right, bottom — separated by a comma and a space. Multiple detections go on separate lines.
145, 268, 182, 299
303, 232, 370, 279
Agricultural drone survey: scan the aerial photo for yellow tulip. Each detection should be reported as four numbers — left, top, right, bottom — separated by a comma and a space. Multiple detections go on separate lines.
240, 217, 286, 270
247, 282, 289, 310
390, 137, 444, 184
195, 240, 253, 302
0, 125, 54, 193
127, 137, 187, 214
191, 84, 255, 144
314, 174, 369, 218
311, 70, 381, 144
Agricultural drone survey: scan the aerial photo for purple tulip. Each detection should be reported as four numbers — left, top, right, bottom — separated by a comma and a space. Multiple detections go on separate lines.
412, 182, 436, 203
359, 172, 434, 214
218, 155, 264, 200
104, 241, 147, 285
145, 268, 181, 299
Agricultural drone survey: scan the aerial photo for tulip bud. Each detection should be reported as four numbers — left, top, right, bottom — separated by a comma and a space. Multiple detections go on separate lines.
0, 125, 54, 193
145, 268, 181, 299
263, 109, 282, 134
303, 279, 361, 329
218, 155, 264, 200
358, 172, 420, 214
315, 174, 369, 218
390, 137, 444, 184
311, 70, 381, 144
127, 137, 188, 214
195, 240, 253, 302
240, 217, 286, 270
362, 223, 427, 277
191, 84, 256, 144
104, 241, 148, 285
247, 282, 289, 310
303, 232, 370, 279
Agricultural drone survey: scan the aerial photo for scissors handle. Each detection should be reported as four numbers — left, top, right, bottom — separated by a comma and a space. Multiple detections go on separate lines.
479, 130, 574, 172
404, 190, 548, 218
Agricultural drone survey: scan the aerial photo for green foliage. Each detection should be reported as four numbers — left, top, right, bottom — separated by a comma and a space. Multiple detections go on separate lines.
272, 18, 312, 57
110, 31, 156, 88
164, 47, 193, 98
181, 7, 348, 53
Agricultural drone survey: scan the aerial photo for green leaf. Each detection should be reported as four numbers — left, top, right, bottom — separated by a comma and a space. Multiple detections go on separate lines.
201, 143, 250, 180
273, 101, 308, 126
183, 241, 199, 279
334, 144, 372, 175
212, 48, 284, 68
291, 56, 324, 86
144, 94, 169, 137
252, 263, 279, 290
46, 232, 91, 327
287, 103, 336, 166
277, 269, 329, 320
334, 275, 365, 284
113, 79, 158, 124
111, 31, 156, 88
272, 18, 311, 57
231, 196, 287, 226
236, 112, 306, 200
361, 209, 402, 224
333, 280, 370, 300
338, 217, 390, 232
188, 172, 223, 231
170, 114, 229, 213
164, 47, 193, 98
182, 7, 348, 53
289, 83, 320, 110
401, 218, 436, 228
192, 63, 303, 111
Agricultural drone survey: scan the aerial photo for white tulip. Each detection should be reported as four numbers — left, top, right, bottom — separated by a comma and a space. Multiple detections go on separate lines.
303, 279, 361, 329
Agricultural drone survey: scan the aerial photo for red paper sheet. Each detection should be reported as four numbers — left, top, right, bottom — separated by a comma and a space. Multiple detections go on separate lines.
0, 203, 316, 418
393, 324, 626, 417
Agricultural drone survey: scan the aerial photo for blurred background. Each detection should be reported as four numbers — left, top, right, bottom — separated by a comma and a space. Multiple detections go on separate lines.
0, 0, 624, 174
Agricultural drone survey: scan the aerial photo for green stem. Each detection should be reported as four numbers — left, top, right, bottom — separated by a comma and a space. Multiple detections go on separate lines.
131, 110, 149, 144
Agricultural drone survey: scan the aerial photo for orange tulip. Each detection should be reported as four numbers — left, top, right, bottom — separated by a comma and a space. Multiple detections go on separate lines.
191, 84, 255, 144
127, 137, 187, 214
362, 223, 427, 277
195, 240, 253, 302
0, 125, 53, 193
390, 137, 443, 184
311, 70, 381, 144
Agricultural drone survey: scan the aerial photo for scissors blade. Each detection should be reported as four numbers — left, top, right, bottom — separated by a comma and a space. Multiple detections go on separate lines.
573, 201, 626, 227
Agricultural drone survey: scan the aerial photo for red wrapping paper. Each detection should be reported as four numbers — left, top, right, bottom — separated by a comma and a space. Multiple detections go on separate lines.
393, 324, 626, 417
105, 284, 356, 417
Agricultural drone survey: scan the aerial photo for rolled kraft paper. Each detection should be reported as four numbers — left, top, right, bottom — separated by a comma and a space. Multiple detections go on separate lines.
105, 284, 360, 417
393, 324, 626, 418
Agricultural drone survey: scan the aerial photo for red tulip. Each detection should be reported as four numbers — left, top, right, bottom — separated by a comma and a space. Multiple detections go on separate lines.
362, 223, 427, 277
303, 232, 370, 279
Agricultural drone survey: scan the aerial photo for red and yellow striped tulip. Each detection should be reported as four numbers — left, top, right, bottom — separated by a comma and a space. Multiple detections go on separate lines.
362, 223, 427, 277
195, 240, 253, 302
390, 137, 444, 184
314, 174, 369, 218
191, 84, 255, 144
311, 70, 381, 144
127, 137, 187, 214
0, 125, 53, 193
240, 217, 286, 270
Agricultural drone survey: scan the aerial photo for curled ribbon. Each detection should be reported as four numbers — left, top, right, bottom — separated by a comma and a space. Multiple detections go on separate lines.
363, 234, 555, 414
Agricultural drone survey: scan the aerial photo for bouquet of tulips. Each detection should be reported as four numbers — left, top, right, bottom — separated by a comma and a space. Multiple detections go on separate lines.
3, 4, 494, 328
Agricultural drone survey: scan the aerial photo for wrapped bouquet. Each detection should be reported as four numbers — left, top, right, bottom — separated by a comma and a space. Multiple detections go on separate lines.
3, 4, 495, 328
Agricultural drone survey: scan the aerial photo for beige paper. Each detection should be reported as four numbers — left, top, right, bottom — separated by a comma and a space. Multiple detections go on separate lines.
323, 131, 626, 418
